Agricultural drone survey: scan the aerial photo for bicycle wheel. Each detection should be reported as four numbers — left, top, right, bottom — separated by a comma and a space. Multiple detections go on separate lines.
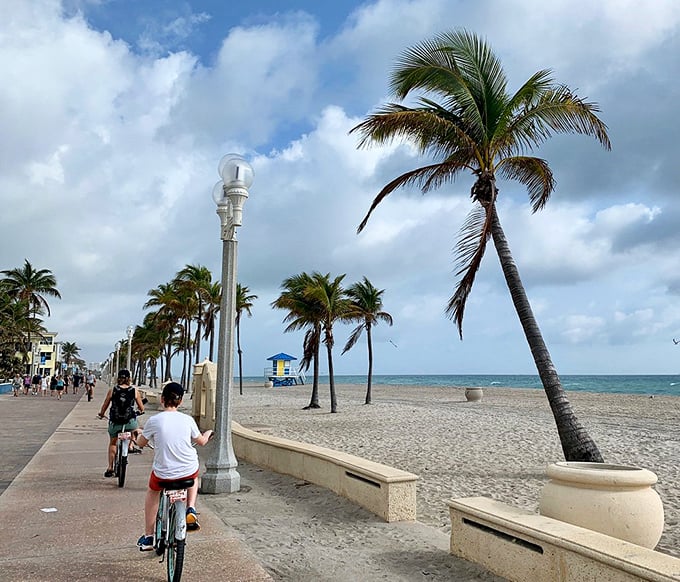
155, 494, 166, 556
114, 441, 121, 478
117, 444, 127, 488
166, 505, 185, 582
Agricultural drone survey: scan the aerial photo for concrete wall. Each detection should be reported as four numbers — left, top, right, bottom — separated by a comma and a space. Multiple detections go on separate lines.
232, 422, 418, 522
448, 497, 680, 582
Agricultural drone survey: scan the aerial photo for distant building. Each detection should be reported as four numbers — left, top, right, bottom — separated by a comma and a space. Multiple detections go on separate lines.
25, 331, 60, 378
265, 352, 306, 386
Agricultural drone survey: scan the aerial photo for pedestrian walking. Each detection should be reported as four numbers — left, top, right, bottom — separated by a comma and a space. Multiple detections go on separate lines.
41, 375, 49, 397
12, 373, 22, 397
23, 374, 31, 395
31, 373, 41, 396
50, 375, 58, 397
56, 375, 65, 400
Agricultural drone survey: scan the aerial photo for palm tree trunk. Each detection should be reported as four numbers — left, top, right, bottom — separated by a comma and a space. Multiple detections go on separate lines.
309, 336, 321, 408
236, 318, 243, 395
209, 327, 215, 362
365, 324, 373, 405
490, 207, 603, 462
327, 338, 337, 413
194, 299, 203, 364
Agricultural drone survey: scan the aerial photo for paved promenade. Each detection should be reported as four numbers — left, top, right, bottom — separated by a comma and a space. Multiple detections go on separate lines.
0, 387, 271, 582
0, 385, 501, 581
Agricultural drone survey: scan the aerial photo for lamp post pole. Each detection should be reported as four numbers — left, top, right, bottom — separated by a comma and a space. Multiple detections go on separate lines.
115, 341, 121, 379
126, 325, 134, 374
201, 153, 253, 495
108, 352, 114, 383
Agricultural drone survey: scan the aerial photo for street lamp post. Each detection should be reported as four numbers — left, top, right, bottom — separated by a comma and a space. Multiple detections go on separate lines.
32, 343, 40, 377
126, 325, 134, 374
201, 153, 253, 495
115, 341, 121, 379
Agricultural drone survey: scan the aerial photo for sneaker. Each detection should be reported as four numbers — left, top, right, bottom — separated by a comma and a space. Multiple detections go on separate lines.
186, 507, 200, 531
104, 469, 114, 478
137, 534, 154, 551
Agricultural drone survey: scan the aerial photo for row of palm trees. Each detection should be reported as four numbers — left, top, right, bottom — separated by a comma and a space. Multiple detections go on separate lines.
0, 260, 64, 377
272, 273, 392, 412
120, 265, 259, 391
125, 267, 392, 412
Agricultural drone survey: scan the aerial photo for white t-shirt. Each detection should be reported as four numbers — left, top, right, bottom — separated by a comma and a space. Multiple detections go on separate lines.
142, 410, 201, 480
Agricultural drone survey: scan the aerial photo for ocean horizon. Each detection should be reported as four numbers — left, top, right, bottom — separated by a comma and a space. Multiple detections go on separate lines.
243, 374, 680, 397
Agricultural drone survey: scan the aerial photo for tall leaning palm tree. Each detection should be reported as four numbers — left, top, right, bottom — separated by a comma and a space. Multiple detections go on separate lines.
235, 283, 257, 396
351, 30, 610, 462
342, 277, 393, 405
1, 260, 61, 369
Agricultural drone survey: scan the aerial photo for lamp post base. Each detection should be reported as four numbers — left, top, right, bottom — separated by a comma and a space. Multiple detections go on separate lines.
200, 466, 240, 494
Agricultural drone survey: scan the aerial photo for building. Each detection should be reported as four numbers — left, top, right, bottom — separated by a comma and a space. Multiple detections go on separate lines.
26, 331, 60, 378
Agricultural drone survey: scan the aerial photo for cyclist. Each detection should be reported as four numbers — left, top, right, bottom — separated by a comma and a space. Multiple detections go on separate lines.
134, 381, 213, 551
98, 369, 145, 478
86, 371, 96, 401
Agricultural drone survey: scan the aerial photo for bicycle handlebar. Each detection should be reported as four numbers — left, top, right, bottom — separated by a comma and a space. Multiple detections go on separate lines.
97, 409, 145, 421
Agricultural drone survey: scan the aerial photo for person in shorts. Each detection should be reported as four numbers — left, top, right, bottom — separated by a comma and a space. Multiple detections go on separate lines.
97, 369, 145, 477
31, 373, 41, 395
134, 382, 213, 550
12, 373, 22, 397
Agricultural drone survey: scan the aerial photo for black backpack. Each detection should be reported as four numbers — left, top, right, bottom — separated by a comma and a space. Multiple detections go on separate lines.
109, 386, 135, 423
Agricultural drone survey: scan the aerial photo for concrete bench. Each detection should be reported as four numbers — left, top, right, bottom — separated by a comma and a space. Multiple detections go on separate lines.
448, 496, 680, 582
232, 422, 418, 522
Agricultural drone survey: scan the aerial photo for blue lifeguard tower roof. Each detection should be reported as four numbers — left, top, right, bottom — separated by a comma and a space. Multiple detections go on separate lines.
267, 353, 297, 361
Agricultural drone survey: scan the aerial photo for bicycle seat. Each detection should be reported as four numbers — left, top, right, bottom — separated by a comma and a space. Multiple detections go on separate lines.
159, 478, 195, 490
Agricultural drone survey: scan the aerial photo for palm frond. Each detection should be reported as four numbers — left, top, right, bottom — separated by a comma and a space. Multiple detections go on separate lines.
497, 156, 555, 212
446, 205, 493, 337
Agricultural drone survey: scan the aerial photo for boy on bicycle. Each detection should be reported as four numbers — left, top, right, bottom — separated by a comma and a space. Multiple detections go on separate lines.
98, 369, 145, 477
134, 381, 213, 550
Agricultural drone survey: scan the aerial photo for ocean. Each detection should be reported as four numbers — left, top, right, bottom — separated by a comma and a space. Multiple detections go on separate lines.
244, 374, 680, 397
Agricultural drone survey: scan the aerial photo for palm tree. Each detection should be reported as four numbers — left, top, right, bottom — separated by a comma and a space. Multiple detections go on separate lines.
176, 264, 213, 366
202, 281, 222, 362
144, 282, 181, 381
1, 260, 61, 371
235, 283, 257, 395
304, 272, 351, 413
272, 272, 323, 409
342, 277, 393, 405
60, 341, 80, 373
351, 30, 610, 461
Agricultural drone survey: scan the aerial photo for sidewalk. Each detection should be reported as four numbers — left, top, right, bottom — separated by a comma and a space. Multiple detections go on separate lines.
0, 389, 271, 582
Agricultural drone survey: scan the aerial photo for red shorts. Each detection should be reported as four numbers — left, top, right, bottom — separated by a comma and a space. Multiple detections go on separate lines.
149, 470, 199, 492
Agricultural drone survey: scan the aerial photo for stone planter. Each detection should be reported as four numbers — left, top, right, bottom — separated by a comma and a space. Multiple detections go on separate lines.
539, 461, 664, 548
465, 387, 483, 402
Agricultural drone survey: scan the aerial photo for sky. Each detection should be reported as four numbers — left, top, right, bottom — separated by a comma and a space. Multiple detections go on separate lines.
2, 0, 680, 378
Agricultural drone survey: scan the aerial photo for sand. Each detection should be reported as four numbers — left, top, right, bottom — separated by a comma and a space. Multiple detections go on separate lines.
214, 381, 679, 578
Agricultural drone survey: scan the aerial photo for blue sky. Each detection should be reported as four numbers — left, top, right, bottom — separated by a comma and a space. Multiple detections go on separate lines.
3, 0, 680, 378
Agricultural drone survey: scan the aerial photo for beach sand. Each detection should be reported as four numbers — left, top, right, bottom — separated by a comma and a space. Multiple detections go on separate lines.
221, 381, 679, 577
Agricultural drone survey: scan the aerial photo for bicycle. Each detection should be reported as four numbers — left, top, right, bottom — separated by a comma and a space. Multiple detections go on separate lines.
154, 477, 194, 582
98, 404, 146, 488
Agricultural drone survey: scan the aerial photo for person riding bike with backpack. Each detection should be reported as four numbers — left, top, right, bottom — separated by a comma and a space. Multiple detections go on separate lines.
98, 369, 145, 478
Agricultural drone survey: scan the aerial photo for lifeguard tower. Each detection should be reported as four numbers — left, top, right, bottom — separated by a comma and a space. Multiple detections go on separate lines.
265, 353, 306, 386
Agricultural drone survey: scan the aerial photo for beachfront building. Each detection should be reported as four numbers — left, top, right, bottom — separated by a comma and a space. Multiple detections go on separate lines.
23, 331, 60, 378
265, 352, 306, 386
